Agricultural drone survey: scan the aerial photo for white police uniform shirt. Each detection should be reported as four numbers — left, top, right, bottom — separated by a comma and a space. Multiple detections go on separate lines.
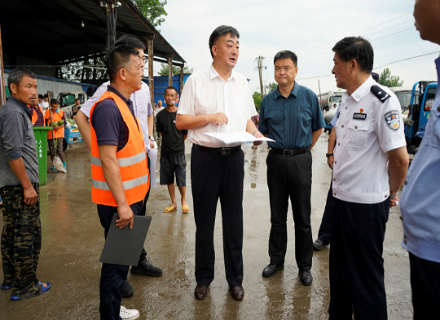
81, 81, 152, 151
177, 64, 257, 148
332, 76, 406, 204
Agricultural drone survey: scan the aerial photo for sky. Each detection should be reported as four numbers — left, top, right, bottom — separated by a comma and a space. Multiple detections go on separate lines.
154, 0, 439, 95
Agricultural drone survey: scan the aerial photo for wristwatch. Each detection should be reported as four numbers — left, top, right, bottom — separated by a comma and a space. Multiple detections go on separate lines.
326, 153, 334, 158
149, 136, 155, 141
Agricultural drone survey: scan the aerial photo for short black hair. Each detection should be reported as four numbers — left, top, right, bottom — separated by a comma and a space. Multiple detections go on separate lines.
75, 98, 80, 102
115, 35, 146, 51
274, 50, 298, 66
106, 44, 141, 82
371, 72, 379, 82
332, 37, 374, 73
38, 94, 44, 99
7, 68, 36, 91
44, 94, 48, 98
209, 25, 240, 58
164, 86, 178, 95
50, 98, 58, 106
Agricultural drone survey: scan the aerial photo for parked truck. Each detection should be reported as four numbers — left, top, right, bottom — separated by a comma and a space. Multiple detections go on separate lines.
317, 90, 344, 111
404, 81, 438, 154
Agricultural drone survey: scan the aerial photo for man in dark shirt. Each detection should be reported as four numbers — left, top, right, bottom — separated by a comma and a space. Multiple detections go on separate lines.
71, 98, 80, 120
90, 44, 145, 320
258, 50, 324, 286
157, 86, 188, 213
0, 68, 50, 300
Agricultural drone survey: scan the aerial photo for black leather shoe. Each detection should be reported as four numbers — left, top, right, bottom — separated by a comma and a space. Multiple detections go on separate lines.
262, 264, 284, 277
313, 239, 329, 251
230, 286, 244, 301
131, 258, 163, 277
299, 270, 313, 286
120, 280, 134, 297
194, 285, 208, 300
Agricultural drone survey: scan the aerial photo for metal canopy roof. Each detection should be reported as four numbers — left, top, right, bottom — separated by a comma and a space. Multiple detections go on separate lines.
0, 0, 185, 65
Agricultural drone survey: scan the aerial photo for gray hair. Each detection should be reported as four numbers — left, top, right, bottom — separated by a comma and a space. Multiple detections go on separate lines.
8, 68, 36, 91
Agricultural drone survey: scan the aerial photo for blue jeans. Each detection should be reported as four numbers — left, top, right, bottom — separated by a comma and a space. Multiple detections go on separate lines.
98, 201, 143, 320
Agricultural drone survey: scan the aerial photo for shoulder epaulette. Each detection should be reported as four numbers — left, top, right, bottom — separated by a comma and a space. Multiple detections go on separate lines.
370, 85, 391, 103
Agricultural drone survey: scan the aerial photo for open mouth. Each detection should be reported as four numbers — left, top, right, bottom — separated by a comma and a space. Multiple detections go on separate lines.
229, 57, 236, 63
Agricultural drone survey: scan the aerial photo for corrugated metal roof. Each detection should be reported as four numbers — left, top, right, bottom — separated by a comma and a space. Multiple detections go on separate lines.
0, 0, 185, 65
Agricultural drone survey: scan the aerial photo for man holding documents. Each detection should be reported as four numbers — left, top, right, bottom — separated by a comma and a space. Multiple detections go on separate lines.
259, 50, 324, 286
176, 25, 262, 301
90, 44, 149, 319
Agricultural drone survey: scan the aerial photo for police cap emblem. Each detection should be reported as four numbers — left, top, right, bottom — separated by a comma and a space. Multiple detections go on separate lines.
384, 110, 400, 131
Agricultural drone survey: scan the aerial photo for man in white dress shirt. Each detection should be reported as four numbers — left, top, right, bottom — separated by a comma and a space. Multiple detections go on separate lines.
176, 25, 263, 301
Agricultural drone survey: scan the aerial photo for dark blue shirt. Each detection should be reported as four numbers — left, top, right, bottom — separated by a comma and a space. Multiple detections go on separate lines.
259, 82, 325, 149
91, 85, 137, 151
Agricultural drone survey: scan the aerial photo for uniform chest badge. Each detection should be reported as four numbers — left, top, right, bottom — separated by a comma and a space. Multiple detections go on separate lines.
384, 110, 400, 131
353, 110, 367, 120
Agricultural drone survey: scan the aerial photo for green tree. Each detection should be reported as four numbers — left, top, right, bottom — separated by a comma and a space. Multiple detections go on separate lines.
131, 0, 168, 28
158, 63, 193, 76
253, 92, 262, 111
267, 82, 278, 93
378, 68, 403, 87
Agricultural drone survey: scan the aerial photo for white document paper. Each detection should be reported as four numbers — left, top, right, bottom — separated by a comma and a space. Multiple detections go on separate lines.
204, 131, 275, 144
148, 142, 158, 188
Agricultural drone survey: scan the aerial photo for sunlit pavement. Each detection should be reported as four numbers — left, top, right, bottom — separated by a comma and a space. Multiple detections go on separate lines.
0, 133, 412, 319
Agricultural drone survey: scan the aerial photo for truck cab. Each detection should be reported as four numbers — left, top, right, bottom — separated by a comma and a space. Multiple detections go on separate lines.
404, 81, 438, 154
58, 91, 87, 118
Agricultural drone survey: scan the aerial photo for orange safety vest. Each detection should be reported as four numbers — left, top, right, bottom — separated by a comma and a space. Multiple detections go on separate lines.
28, 105, 44, 126
45, 109, 65, 139
90, 91, 149, 206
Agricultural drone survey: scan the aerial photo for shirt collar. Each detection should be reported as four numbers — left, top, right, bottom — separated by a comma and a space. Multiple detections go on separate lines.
10, 96, 32, 118
349, 76, 374, 102
107, 85, 131, 106
272, 81, 299, 99
209, 64, 236, 81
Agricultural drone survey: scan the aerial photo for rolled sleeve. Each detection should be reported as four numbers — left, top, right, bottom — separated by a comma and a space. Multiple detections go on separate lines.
376, 97, 407, 153
177, 76, 195, 116
1, 111, 25, 161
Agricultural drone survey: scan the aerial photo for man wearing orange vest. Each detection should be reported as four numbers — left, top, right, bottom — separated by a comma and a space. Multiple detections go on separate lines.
89, 44, 149, 320
29, 99, 44, 126
44, 99, 66, 169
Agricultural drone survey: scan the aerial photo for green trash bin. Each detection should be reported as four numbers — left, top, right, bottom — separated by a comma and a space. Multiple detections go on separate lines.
33, 126, 52, 186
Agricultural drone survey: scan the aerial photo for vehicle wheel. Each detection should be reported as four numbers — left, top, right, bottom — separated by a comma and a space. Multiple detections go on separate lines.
63, 139, 68, 151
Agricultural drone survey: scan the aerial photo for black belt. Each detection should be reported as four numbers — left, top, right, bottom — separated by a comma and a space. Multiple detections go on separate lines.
270, 147, 309, 156
193, 144, 241, 155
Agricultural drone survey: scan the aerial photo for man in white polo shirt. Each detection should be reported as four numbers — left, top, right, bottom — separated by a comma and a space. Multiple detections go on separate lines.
176, 25, 262, 301
329, 36, 408, 320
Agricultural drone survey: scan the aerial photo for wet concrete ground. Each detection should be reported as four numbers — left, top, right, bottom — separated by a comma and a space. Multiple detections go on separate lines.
0, 133, 413, 319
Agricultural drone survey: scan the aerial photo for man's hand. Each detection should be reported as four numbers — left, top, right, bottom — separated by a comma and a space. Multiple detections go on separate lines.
49, 115, 53, 120
327, 155, 334, 169
23, 185, 38, 206
149, 139, 155, 149
208, 112, 229, 126
253, 131, 264, 146
390, 195, 399, 208
116, 204, 134, 229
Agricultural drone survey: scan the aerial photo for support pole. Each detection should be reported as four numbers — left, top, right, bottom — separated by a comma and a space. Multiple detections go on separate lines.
255, 56, 265, 98
180, 64, 184, 95
168, 56, 173, 87
0, 25, 5, 106
147, 37, 154, 134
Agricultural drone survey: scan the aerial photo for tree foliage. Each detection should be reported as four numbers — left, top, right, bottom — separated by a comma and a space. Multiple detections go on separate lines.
267, 82, 277, 93
131, 0, 168, 29
378, 68, 403, 87
158, 63, 193, 76
253, 92, 262, 111
61, 56, 108, 82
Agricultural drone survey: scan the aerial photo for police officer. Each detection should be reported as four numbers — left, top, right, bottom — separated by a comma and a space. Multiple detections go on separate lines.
259, 50, 325, 286
400, 1, 440, 319
329, 37, 408, 320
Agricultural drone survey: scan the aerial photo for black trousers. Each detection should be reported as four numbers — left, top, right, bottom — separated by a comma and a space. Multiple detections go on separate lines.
98, 201, 143, 320
317, 181, 333, 244
329, 197, 389, 320
191, 146, 244, 287
409, 252, 440, 320
267, 151, 313, 271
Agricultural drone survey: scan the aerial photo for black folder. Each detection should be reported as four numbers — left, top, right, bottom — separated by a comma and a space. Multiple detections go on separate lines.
99, 213, 152, 266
